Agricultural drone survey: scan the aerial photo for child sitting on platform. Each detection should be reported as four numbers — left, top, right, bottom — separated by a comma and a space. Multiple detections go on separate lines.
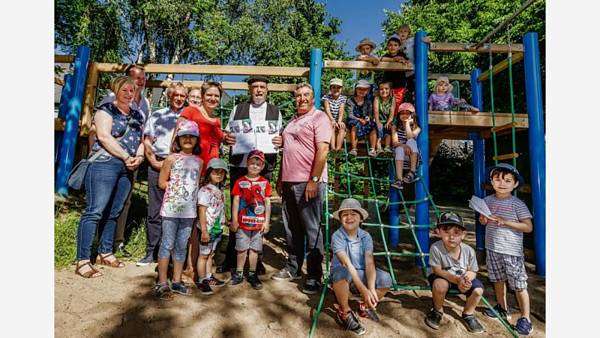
355, 38, 379, 101
346, 80, 379, 157
330, 198, 392, 336
373, 81, 397, 155
425, 212, 485, 333
390, 103, 420, 190
428, 76, 479, 112
380, 36, 410, 113
322, 78, 348, 153
479, 163, 534, 336
394, 24, 432, 98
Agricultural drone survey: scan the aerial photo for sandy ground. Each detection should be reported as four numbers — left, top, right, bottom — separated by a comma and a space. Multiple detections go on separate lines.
55, 202, 546, 337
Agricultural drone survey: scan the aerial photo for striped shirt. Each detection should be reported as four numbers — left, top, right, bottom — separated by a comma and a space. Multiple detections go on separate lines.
322, 94, 347, 120
484, 194, 533, 257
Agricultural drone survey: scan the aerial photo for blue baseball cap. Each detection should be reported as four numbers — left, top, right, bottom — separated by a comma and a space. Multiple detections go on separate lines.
486, 163, 525, 187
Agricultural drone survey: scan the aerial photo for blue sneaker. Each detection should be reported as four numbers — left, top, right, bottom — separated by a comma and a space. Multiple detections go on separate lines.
170, 281, 191, 296
231, 273, 244, 286
515, 317, 533, 336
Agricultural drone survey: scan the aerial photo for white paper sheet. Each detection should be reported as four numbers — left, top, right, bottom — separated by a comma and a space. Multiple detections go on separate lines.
229, 119, 279, 155
468, 195, 495, 219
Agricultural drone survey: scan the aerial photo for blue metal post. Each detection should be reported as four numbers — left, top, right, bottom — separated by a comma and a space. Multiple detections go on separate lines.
56, 46, 91, 196
309, 48, 323, 109
55, 74, 73, 165
523, 32, 546, 276
470, 68, 486, 251
414, 31, 430, 267
388, 164, 400, 247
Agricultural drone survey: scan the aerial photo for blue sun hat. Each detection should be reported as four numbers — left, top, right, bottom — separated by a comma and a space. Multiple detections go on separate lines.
486, 163, 525, 187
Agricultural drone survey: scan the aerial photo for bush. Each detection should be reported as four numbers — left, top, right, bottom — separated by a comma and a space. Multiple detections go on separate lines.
430, 140, 474, 204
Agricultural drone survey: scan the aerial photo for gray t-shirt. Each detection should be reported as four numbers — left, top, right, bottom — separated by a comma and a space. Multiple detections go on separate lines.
429, 240, 478, 277
331, 227, 373, 272
484, 194, 533, 257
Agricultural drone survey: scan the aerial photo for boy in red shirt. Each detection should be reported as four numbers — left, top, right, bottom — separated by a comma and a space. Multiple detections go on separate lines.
230, 149, 272, 289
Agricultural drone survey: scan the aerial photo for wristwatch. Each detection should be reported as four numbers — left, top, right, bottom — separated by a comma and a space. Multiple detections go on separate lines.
310, 176, 319, 183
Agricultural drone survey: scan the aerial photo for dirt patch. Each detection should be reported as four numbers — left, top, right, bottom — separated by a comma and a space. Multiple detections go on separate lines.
56, 202, 545, 337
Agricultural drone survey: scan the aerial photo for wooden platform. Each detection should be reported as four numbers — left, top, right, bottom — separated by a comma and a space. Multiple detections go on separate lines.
55, 110, 528, 138
428, 110, 528, 140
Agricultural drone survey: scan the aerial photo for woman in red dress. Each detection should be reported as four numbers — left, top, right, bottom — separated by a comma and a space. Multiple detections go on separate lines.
178, 81, 225, 175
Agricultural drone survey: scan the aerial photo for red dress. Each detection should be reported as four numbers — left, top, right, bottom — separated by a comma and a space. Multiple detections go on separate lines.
180, 106, 224, 175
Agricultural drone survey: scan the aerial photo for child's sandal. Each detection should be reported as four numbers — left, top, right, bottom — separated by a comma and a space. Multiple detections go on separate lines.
75, 261, 103, 278
96, 253, 125, 268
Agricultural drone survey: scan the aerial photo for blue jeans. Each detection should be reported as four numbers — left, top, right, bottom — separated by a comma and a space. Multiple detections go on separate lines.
158, 217, 194, 262
330, 266, 393, 291
76, 156, 132, 260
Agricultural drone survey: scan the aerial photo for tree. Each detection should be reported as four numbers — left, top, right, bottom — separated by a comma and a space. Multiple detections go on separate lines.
381, 0, 545, 112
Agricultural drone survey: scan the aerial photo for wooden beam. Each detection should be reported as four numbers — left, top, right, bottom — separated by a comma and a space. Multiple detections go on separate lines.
493, 153, 520, 161
428, 111, 529, 128
95, 63, 310, 77
144, 80, 297, 92
81, 62, 99, 136
429, 73, 471, 81
54, 75, 64, 86
324, 60, 412, 72
480, 123, 527, 139
429, 42, 524, 54
55, 117, 65, 131
55, 55, 75, 63
479, 52, 524, 81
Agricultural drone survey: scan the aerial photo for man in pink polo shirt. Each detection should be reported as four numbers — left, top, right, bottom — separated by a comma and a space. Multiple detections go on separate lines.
272, 83, 331, 295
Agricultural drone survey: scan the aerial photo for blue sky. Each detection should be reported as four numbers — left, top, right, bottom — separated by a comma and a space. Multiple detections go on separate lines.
317, 0, 408, 54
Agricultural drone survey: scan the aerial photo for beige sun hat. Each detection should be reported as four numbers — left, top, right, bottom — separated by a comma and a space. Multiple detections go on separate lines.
329, 78, 343, 87
355, 38, 376, 52
332, 198, 369, 221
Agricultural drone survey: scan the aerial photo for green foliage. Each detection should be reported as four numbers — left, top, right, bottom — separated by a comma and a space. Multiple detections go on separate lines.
430, 141, 474, 203
54, 205, 80, 267
55, 0, 346, 68
382, 0, 545, 110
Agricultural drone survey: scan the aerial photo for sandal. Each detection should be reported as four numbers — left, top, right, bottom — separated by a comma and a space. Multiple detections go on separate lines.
96, 253, 125, 268
75, 261, 103, 278
153, 283, 174, 301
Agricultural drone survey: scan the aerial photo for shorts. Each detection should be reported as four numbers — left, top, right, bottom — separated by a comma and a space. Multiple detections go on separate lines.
329, 266, 393, 292
199, 233, 222, 256
394, 139, 419, 161
428, 274, 484, 297
235, 229, 263, 252
377, 125, 392, 139
158, 217, 194, 262
486, 250, 528, 290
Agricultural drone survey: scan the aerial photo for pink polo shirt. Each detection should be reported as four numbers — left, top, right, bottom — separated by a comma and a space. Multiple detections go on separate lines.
281, 107, 332, 183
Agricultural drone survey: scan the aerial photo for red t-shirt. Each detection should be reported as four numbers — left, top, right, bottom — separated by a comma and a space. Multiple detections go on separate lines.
180, 106, 225, 175
231, 176, 272, 231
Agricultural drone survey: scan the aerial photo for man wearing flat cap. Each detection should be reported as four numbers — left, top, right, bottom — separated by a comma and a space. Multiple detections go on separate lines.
221, 75, 283, 275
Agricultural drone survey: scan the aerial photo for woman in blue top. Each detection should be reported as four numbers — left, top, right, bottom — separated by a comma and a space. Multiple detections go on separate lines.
75, 76, 146, 278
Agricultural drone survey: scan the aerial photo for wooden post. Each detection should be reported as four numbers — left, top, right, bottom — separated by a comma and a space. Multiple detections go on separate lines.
81, 62, 99, 136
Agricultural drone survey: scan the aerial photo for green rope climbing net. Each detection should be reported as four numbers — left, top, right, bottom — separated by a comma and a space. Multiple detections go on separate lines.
307, 136, 518, 338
